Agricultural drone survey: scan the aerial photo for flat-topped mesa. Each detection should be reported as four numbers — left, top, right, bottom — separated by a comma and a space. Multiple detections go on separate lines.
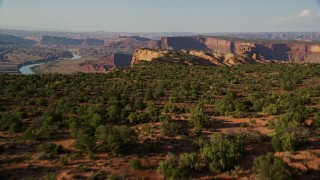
160, 36, 320, 63
131, 48, 261, 66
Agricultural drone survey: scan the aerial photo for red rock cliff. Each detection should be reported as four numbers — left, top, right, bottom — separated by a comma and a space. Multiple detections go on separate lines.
160, 36, 320, 63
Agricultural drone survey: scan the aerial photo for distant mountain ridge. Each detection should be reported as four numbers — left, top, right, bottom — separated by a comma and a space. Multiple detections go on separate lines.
40, 36, 104, 46
0, 34, 35, 45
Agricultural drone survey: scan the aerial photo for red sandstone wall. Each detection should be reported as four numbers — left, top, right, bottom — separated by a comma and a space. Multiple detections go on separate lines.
160, 36, 320, 63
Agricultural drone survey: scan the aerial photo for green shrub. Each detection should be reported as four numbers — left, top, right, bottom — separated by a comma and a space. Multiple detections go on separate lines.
36, 142, 64, 155
108, 174, 120, 180
129, 158, 142, 170
144, 89, 154, 100
157, 154, 188, 180
36, 97, 48, 106
0, 112, 22, 133
73, 131, 95, 152
271, 121, 307, 152
163, 103, 179, 113
178, 153, 202, 171
262, 104, 278, 115
59, 155, 69, 166
95, 125, 137, 154
43, 173, 56, 180
201, 133, 245, 173
160, 120, 179, 136
189, 106, 210, 129
253, 152, 297, 180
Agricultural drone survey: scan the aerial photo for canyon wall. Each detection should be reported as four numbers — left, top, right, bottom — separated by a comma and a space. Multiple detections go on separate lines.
131, 48, 262, 66
83, 38, 105, 46
0, 34, 36, 45
40, 36, 84, 46
160, 36, 320, 63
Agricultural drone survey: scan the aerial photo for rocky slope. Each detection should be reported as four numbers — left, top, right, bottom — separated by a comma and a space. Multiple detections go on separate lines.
160, 36, 320, 63
131, 48, 265, 66
131, 49, 167, 65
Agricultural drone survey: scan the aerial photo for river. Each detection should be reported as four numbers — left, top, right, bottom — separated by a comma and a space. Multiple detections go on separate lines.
19, 53, 82, 75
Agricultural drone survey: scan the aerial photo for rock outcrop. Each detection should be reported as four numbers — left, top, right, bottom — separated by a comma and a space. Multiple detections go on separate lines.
79, 53, 133, 72
160, 36, 320, 63
131, 49, 168, 65
131, 48, 261, 66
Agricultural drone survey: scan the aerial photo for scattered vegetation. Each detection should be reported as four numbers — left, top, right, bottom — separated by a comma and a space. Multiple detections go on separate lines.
1, 62, 320, 179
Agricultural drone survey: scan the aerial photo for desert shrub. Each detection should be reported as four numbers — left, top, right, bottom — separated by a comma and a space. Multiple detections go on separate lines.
133, 99, 145, 110
253, 152, 297, 180
128, 112, 149, 124
163, 103, 179, 113
73, 131, 95, 152
160, 120, 179, 136
311, 113, 320, 128
267, 119, 277, 129
95, 125, 137, 154
214, 91, 237, 115
59, 155, 69, 166
0, 112, 22, 133
143, 140, 161, 153
192, 137, 206, 150
178, 153, 202, 171
189, 106, 210, 129
157, 153, 189, 180
129, 158, 142, 170
281, 80, 295, 91
262, 103, 279, 115
201, 133, 245, 173
37, 142, 64, 154
43, 173, 57, 180
24, 123, 57, 140
36, 143, 64, 160
144, 89, 154, 100
145, 103, 161, 122
68, 120, 80, 138
272, 121, 308, 152
108, 174, 120, 180
107, 105, 121, 121
36, 97, 48, 106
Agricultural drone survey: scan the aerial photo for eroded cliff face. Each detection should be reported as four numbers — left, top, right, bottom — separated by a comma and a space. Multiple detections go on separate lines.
160, 36, 208, 50
79, 53, 133, 72
131, 49, 167, 65
40, 36, 84, 46
131, 48, 260, 66
160, 36, 320, 63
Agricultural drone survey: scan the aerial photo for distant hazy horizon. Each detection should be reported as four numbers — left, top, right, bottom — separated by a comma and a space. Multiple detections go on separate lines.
0, 0, 320, 33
